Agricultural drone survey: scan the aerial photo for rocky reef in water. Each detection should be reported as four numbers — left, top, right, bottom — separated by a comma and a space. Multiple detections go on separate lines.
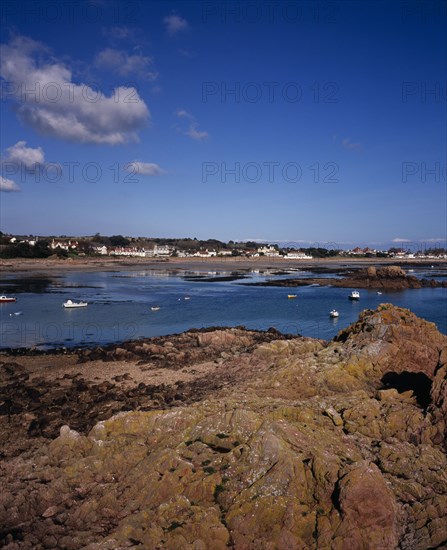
0, 305, 447, 549
250, 265, 447, 289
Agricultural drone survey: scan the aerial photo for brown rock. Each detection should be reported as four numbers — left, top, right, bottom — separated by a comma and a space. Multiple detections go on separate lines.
324, 407, 343, 426
42, 505, 59, 518
376, 266, 407, 278
336, 462, 398, 549
1, 306, 446, 550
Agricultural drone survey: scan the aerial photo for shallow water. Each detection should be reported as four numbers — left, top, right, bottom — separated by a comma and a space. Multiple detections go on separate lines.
0, 268, 445, 348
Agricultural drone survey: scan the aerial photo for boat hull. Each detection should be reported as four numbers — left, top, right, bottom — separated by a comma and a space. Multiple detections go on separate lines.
63, 301, 88, 308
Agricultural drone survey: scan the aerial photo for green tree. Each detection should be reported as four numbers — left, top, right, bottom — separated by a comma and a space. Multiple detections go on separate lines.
109, 235, 130, 247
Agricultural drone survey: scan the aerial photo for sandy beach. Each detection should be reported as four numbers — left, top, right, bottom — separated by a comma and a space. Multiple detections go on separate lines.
1, 255, 445, 274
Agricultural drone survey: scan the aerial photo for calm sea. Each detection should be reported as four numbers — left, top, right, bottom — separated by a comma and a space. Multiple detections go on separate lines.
0, 266, 446, 349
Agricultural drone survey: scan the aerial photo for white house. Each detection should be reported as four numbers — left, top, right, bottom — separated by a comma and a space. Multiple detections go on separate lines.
51, 239, 78, 251
110, 247, 146, 257
176, 250, 191, 258
284, 251, 313, 259
154, 245, 172, 256
194, 249, 217, 258
257, 245, 281, 257
93, 245, 108, 255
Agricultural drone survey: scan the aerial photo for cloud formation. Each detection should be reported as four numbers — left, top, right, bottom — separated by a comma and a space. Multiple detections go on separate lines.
127, 161, 166, 176
175, 109, 209, 141
163, 15, 189, 36
0, 36, 150, 145
94, 48, 158, 80
185, 125, 208, 141
5, 141, 44, 169
0, 176, 20, 192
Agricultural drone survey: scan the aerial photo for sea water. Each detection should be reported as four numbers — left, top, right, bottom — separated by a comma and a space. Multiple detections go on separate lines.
0, 267, 445, 349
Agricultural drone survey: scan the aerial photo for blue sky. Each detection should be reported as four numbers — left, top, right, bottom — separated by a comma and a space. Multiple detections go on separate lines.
0, 0, 446, 249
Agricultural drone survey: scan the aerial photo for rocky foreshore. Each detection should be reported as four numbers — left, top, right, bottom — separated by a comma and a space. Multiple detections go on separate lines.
249, 265, 447, 289
1, 305, 447, 549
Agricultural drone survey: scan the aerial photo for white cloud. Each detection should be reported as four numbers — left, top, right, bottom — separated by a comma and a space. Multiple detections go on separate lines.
176, 109, 192, 119
0, 36, 150, 145
94, 48, 158, 80
127, 161, 166, 176
392, 238, 412, 243
0, 176, 20, 192
163, 14, 189, 36
175, 109, 208, 141
5, 141, 44, 169
185, 124, 209, 141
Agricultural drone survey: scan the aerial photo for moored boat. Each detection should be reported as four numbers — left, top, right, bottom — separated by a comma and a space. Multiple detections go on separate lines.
329, 309, 339, 318
287, 294, 297, 299
0, 295, 17, 303
151, 306, 160, 311
348, 290, 360, 300
63, 299, 88, 308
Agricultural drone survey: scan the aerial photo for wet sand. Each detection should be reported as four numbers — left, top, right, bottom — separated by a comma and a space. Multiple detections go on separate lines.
1, 255, 445, 275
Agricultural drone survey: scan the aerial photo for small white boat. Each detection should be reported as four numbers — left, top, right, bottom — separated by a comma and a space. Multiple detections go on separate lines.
377, 291, 382, 295
329, 309, 339, 318
0, 295, 17, 303
287, 294, 297, 299
184, 296, 191, 300
9, 311, 23, 316
151, 306, 160, 311
348, 290, 360, 300
63, 299, 88, 308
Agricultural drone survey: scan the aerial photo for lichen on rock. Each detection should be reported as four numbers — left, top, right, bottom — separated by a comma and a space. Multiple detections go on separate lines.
1, 305, 447, 549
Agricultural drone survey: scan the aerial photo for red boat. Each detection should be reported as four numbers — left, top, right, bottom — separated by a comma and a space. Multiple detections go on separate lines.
0, 295, 17, 303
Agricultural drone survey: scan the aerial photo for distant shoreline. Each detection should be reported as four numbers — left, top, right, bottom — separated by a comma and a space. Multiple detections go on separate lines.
1, 255, 446, 274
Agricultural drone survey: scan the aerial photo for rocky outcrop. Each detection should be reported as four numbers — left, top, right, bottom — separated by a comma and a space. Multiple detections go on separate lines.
345, 265, 438, 289
250, 265, 447, 289
335, 303, 445, 380
0, 328, 292, 442
1, 306, 447, 549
